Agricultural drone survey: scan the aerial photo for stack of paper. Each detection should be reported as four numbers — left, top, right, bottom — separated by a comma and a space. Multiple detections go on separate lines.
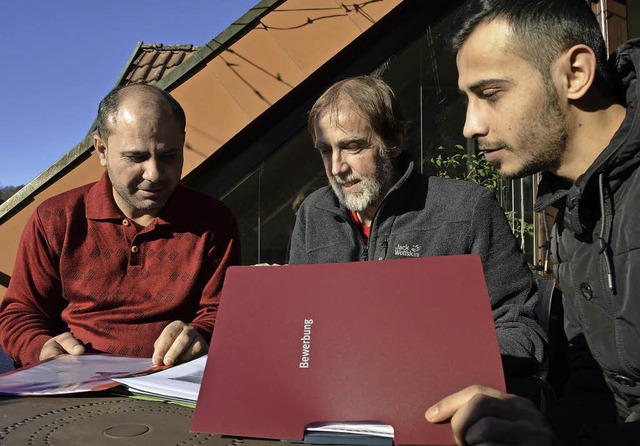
114, 355, 206, 405
304, 422, 394, 446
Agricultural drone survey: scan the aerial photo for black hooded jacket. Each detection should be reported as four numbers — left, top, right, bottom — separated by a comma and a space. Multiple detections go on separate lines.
536, 39, 640, 444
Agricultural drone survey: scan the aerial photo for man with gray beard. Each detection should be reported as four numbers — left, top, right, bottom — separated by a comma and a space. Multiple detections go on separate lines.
288, 75, 546, 378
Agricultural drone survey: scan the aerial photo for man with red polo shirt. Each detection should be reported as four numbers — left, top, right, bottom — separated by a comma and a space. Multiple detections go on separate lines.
0, 84, 240, 368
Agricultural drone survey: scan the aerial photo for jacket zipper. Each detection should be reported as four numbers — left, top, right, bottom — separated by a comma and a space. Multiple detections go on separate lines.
361, 238, 389, 261
360, 245, 369, 261
380, 238, 389, 259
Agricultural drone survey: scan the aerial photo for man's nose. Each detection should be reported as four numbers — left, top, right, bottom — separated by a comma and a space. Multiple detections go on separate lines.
331, 150, 348, 176
142, 159, 161, 182
462, 100, 488, 140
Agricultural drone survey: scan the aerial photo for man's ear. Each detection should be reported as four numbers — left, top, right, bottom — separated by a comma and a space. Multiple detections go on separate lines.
390, 133, 404, 158
556, 44, 597, 101
94, 134, 108, 167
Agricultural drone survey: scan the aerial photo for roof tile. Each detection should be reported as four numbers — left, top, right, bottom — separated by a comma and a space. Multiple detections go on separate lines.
122, 43, 199, 86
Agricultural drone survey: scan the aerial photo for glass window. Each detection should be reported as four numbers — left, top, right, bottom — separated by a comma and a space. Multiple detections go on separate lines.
219, 5, 543, 269
221, 129, 324, 265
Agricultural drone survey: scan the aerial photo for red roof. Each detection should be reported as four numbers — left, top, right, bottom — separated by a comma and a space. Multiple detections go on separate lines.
121, 43, 200, 85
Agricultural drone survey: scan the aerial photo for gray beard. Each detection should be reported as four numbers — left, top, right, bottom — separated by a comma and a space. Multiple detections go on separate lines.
329, 153, 394, 212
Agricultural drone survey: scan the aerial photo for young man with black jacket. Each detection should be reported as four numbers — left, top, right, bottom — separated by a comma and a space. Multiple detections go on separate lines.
426, 1, 640, 444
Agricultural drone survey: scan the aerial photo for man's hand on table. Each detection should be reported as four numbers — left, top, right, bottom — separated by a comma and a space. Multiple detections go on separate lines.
425, 384, 560, 446
152, 320, 208, 366
39, 332, 85, 361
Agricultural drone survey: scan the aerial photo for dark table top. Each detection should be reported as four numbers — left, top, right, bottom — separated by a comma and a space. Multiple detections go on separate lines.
0, 393, 284, 446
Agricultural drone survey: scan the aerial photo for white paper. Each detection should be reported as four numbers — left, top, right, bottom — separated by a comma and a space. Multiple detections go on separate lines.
114, 355, 206, 404
0, 354, 155, 395
306, 422, 394, 438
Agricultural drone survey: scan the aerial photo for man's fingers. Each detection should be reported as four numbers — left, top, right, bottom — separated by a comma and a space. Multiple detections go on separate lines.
55, 332, 84, 355
162, 326, 196, 366
449, 392, 530, 445
164, 326, 208, 365
39, 333, 84, 361
176, 335, 208, 364
426, 385, 555, 446
153, 321, 209, 366
39, 340, 65, 361
152, 321, 183, 365
426, 385, 508, 423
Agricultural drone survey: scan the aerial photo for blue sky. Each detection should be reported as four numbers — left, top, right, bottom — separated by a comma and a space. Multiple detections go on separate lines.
0, 0, 258, 187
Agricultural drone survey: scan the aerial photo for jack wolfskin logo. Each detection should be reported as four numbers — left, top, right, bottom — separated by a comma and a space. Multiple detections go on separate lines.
394, 244, 421, 257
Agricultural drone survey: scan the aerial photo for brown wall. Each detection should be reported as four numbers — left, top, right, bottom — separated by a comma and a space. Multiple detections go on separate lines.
0, 154, 103, 293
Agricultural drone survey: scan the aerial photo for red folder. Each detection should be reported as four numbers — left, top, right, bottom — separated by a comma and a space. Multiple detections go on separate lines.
191, 255, 505, 445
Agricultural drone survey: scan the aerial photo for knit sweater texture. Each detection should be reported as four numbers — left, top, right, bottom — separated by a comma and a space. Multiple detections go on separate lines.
0, 173, 240, 366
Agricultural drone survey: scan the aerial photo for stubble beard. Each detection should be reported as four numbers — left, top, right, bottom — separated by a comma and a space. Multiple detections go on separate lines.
484, 81, 569, 180
106, 163, 169, 212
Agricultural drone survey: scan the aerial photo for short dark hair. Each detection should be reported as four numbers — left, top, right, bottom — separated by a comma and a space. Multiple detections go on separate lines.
96, 84, 186, 140
307, 75, 407, 149
449, 0, 611, 89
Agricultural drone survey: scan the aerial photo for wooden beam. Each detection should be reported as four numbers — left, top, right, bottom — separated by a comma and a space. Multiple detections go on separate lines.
591, 0, 628, 53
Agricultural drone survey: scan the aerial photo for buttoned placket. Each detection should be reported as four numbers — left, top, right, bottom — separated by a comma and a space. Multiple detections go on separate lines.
121, 218, 143, 267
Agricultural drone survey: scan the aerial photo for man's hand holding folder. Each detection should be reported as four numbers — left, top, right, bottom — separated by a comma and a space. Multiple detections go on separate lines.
426, 385, 559, 446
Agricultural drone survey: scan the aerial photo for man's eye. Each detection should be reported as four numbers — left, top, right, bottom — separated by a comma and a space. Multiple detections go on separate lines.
160, 152, 178, 160
126, 154, 146, 162
346, 143, 368, 153
480, 89, 500, 101
317, 147, 331, 157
